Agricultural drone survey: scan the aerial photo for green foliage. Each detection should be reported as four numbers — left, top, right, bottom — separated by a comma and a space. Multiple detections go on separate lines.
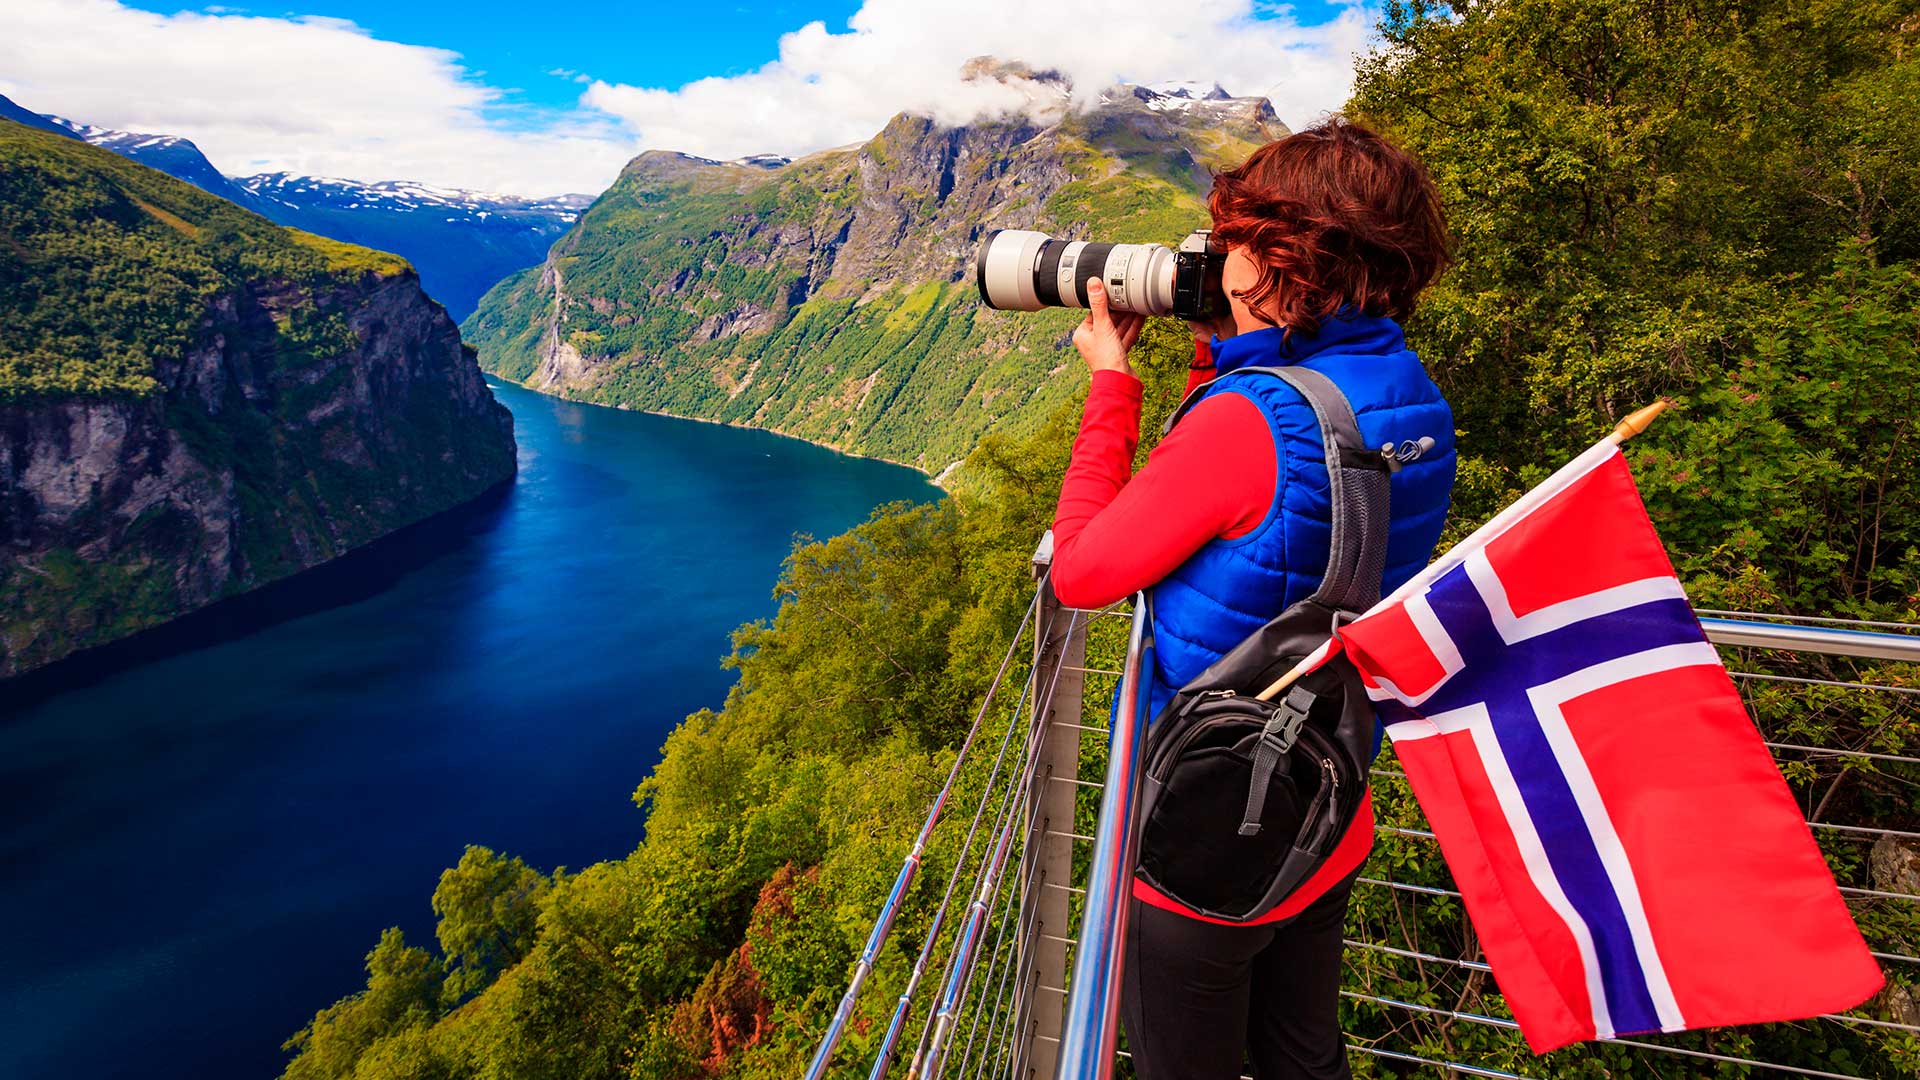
1350, 0, 1920, 496
0, 542, 187, 666
1638, 245, 1920, 614
0, 119, 408, 401
432, 847, 550, 1002
287, 229, 413, 278
282, 929, 446, 1080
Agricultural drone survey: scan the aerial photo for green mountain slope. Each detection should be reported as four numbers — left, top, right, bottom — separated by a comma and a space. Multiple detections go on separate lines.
0, 119, 516, 677
462, 84, 1282, 473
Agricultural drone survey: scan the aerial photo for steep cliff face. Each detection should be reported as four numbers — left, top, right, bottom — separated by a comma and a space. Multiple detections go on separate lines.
462, 82, 1284, 471
0, 119, 515, 678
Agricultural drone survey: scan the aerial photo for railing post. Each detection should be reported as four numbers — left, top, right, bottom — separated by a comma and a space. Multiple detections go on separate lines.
1020, 531, 1088, 1080
1056, 594, 1152, 1080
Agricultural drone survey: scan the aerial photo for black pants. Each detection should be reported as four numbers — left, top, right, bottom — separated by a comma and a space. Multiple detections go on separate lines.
1119, 877, 1355, 1080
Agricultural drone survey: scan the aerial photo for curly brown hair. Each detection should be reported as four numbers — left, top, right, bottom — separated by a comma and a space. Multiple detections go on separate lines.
1207, 118, 1450, 337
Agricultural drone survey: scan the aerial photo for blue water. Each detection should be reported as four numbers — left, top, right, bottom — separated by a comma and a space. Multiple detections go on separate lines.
0, 379, 937, 1080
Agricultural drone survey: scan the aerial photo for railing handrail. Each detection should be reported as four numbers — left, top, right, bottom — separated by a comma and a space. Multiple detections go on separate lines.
1050, 607, 1919, 1080
1699, 616, 1920, 661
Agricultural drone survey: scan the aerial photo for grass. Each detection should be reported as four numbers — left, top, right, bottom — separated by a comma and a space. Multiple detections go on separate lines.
285, 229, 412, 277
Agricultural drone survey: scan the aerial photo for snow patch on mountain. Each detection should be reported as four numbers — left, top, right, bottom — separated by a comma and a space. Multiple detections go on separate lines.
1143, 81, 1233, 102
50, 116, 196, 152
236, 173, 590, 222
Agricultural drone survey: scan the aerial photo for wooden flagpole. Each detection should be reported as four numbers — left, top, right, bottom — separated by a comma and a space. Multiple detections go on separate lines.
1607, 399, 1671, 445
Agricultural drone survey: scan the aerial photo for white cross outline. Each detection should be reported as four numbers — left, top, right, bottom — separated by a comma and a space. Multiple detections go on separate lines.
1381, 562, 1711, 1039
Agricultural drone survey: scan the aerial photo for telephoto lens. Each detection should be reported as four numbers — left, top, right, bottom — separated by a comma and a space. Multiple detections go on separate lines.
974, 228, 1227, 321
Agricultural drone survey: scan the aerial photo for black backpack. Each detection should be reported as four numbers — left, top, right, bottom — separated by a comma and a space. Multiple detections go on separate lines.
1135, 366, 1391, 923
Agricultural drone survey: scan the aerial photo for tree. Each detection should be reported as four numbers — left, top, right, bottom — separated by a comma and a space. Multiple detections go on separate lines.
281, 928, 444, 1080
431, 846, 550, 1002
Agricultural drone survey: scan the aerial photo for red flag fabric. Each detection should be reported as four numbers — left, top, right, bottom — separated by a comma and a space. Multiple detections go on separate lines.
1338, 439, 1883, 1052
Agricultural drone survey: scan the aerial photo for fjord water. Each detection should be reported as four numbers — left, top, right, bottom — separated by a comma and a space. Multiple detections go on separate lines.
0, 379, 937, 1080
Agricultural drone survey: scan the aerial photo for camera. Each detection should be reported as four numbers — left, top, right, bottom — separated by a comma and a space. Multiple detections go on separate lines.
973, 228, 1228, 321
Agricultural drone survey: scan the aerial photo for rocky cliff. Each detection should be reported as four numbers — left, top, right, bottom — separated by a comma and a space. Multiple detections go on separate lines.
0, 119, 515, 678
461, 78, 1284, 472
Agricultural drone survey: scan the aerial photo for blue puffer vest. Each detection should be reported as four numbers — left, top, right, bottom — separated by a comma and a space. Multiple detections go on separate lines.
1140, 315, 1457, 738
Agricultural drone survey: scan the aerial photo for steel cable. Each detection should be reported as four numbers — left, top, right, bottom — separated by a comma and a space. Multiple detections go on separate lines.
806, 584, 1046, 1080
870, 665, 1039, 1080
1344, 992, 1883, 1079
953, 815, 1035, 1080
884, 647, 1048, 1079
909, 616, 1077, 1077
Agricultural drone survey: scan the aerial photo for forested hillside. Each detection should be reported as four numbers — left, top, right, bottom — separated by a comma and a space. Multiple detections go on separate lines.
461, 79, 1280, 473
0, 120, 516, 676
286, 1, 1920, 1076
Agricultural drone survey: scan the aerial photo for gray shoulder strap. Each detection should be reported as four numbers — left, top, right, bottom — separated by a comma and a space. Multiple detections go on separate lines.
1165, 366, 1390, 613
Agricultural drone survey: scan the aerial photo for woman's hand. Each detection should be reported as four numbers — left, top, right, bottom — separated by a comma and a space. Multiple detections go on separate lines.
1072, 279, 1145, 375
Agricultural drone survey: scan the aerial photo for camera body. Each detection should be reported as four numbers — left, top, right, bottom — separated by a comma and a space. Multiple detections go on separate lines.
1171, 229, 1229, 322
974, 228, 1229, 321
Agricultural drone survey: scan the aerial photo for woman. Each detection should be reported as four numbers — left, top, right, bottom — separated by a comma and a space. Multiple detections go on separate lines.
1048, 118, 1456, 1080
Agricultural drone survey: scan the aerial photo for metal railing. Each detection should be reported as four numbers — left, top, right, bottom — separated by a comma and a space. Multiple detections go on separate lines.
805, 534, 1101, 1080
808, 535, 1920, 1079
1053, 594, 1150, 1080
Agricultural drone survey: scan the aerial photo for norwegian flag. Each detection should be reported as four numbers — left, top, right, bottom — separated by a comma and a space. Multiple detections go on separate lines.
1334, 438, 1884, 1053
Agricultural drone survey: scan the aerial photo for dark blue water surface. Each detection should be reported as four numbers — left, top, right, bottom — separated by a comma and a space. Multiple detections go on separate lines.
0, 379, 937, 1080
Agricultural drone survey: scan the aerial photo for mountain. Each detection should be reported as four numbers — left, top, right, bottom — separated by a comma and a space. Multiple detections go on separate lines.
0, 92, 79, 139
0, 93, 588, 321
460, 79, 1285, 474
48, 114, 261, 207
0, 118, 517, 679
233, 173, 592, 321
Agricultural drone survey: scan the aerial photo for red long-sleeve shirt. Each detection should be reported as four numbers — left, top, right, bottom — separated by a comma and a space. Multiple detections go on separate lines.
1049, 346, 1376, 926
1050, 364, 1276, 609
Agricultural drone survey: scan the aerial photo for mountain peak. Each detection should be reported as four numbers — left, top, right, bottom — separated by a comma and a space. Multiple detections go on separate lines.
50, 116, 198, 154
959, 56, 1072, 93
1144, 80, 1232, 101
1103, 83, 1283, 133
959, 56, 1075, 123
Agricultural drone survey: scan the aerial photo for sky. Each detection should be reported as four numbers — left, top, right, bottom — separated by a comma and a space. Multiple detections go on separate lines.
0, 0, 1375, 198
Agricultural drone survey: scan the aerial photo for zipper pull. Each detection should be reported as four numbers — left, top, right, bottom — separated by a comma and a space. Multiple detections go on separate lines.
1322, 758, 1339, 809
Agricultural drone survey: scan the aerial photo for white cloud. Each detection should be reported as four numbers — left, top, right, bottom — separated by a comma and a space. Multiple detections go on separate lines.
0, 0, 632, 196
584, 0, 1376, 161
0, 0, 1373, 198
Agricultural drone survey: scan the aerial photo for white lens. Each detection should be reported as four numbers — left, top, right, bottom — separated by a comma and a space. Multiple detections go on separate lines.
974, 230, 1179, 316
1139, 246, 1177, 315
977, 230, 1051, 311
1099, 244, 1176, 316
1054, 242, 1088, 308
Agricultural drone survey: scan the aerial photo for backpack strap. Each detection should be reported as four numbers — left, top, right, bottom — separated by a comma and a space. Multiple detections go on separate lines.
1164, 366, 1391, 614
